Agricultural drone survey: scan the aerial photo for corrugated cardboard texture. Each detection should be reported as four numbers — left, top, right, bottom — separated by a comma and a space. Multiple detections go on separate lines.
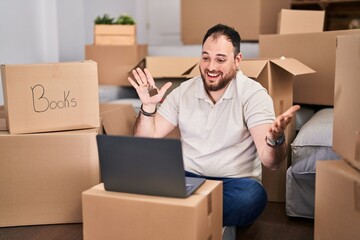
315, 160, 360, 240
85, 44, 147, 86
333, 34, 360, 171
0, 128, 100, 227
1, 61, 100, 134
259, 29, 360, 106
181, 0, 291, 43
82, 180, 222, 240
277, 9, 325, 34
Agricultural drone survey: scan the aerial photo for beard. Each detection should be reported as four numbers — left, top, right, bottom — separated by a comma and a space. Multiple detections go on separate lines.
200, 67, 237, 92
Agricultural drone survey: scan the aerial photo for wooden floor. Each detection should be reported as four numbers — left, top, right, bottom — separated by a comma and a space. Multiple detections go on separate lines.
236, 202, 314, 240
0, 202, 314, 240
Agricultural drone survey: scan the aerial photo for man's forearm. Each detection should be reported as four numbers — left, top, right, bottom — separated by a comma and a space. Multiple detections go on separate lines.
133, 104, 157, 137
261, 143, 287, 170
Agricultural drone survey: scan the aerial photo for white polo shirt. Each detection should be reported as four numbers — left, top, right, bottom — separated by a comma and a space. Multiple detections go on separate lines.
158, 71, 275, 180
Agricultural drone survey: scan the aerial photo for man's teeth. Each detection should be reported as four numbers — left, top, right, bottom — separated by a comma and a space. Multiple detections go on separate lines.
207, 72, 219, 77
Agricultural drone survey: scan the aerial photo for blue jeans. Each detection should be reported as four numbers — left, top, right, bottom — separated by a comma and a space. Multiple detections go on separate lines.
186, 171, 267, 227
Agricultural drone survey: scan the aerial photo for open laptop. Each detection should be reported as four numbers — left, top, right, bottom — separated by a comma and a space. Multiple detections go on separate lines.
96, 135, 205, 198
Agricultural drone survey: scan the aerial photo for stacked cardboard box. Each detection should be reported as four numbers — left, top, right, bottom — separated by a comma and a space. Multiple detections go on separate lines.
94, 24, 136, 46
87, 15, 147, 87
85, 44, 148, 86
314, 34, 360, 240
0, 61, 102, 227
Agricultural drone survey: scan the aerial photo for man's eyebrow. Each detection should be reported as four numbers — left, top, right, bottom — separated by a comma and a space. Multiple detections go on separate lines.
201, 51, 227, 58
216, 53, 227, 58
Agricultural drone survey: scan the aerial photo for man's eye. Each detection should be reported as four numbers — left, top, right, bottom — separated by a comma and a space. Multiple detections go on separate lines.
202, 57, 209, 61
217, 59, 226, 63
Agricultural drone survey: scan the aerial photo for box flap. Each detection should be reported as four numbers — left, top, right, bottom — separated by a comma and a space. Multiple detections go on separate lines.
132, 57, 199, 79
100, 103, 137, 136
270, 58, 315, 76
238, 60, 268, 79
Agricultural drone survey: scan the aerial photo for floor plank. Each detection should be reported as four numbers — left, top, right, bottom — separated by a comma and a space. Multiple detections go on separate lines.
236, 202, 314, 240
0, 202, 313, 240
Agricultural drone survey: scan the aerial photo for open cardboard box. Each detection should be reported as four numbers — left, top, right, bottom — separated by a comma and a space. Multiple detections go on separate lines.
240, 57, 315, 202
1, 61, 100, 134
82, 180, 223, 240
315, 160, 360, 240
181, 0, 291, 43
259, 29, 360, 106
333, 34, 360, 171
85, 44, 147, 86
130, 56, 200, 97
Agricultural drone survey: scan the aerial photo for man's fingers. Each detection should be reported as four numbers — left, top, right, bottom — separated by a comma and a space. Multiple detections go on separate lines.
144, 68, 156, 87
128, 77, 139, 89
158, 82, 173, 96
283, 105, 301, 118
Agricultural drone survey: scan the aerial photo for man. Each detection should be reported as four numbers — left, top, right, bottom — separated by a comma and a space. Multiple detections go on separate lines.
128, 24, 299, 229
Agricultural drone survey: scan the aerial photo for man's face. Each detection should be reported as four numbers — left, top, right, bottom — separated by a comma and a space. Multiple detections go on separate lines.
200, 35, 241, 92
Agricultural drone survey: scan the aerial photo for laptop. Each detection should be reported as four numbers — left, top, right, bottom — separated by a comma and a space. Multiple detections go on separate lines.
96, 135, 206, 198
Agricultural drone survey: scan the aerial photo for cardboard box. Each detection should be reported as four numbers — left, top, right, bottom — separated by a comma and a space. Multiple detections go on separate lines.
130, 56, 199, 95
82, 180, 223, 240
181, 0, 291, 43
94, 25, 136, 46
277, 9, 325, 34
85, 44, 147, 86
99, 102, 181, 139
1, 61, 100, 134
259, 29, 360, 106
333, 34, 360, 171
239, 58, 315, 202
315, 160, 360, 240
0, 128, 100, 227
99, 103, 137, 136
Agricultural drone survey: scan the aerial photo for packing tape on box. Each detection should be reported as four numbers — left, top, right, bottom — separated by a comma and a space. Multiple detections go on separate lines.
356, 130, 359, 163
355, 181, 360, 212
207, 193, 212, 215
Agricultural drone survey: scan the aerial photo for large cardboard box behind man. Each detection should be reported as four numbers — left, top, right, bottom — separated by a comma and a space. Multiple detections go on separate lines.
181, 0, 291, 43
1, 61, 100, 134
259, 29, 360, 106
85, 44, 147, 86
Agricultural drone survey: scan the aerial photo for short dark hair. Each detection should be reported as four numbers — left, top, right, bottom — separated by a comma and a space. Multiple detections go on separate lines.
202, 24, 241, 56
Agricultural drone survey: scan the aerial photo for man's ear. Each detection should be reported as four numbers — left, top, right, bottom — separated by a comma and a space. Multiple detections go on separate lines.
235, 52, 242, 68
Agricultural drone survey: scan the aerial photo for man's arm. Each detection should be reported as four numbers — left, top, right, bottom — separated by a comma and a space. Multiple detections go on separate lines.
128, 67, 175, 138
134, 109, 176, 138
250, 105, 300, 170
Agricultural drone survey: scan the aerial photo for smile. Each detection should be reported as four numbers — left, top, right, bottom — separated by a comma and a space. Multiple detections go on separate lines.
207, 72, 220, 78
